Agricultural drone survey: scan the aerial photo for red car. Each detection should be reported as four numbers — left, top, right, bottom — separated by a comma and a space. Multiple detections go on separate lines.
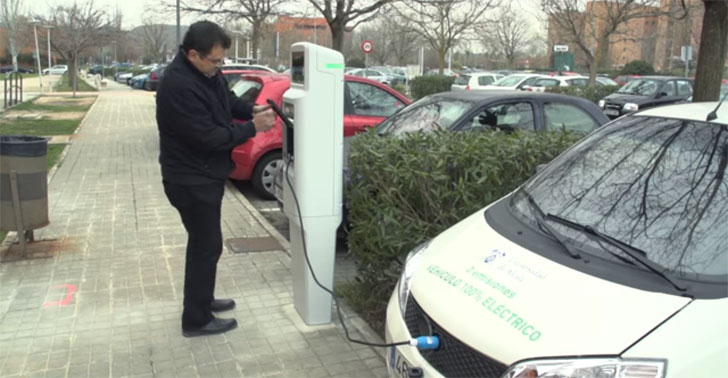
229, 73, 411, 199
613, 74, 641, 86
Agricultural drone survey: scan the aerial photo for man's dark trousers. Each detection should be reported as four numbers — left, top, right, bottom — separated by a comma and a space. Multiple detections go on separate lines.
163, 180, 225, 328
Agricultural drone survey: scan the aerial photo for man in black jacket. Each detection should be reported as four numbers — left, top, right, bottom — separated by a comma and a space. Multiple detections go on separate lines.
156, 21, 275, 337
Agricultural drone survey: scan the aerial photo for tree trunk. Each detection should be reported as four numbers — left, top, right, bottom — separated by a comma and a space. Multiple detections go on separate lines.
330, 18, 345, 52
70, 53, 78, 97
692, 0, 727, 102
588, 56, 598, 85
595, 35, 610, 72
252, 21, 261, 60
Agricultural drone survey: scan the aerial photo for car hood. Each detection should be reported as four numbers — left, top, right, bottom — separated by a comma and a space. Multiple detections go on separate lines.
409, 208, 691, 365
603, 93, 653, 104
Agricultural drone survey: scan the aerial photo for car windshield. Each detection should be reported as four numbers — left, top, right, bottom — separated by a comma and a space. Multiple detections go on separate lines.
376, 97, 474, 135
492, 75, 527, 87
230, 79, 262, 102
509, 115, 728, 280
617, 79, 662, 95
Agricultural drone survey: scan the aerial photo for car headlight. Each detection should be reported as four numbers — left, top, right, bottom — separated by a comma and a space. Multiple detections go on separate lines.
502, 357, 666, 378
397, 240, 432, 316
598, 100, 605, 109
623, 103, 639, 112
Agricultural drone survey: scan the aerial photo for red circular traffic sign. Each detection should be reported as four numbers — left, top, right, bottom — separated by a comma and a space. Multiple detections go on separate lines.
361, 40, 374, 54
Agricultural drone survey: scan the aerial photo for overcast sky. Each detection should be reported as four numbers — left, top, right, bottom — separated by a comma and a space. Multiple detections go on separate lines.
29, 0, 546, 35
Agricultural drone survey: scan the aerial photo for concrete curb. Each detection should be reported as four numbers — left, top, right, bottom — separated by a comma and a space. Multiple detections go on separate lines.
224, 180, 388, 362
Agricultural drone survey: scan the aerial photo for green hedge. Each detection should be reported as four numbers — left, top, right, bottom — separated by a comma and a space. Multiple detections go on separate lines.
410, 75, 456, 100
342, 129, 584, 331
545, 85, 620, 104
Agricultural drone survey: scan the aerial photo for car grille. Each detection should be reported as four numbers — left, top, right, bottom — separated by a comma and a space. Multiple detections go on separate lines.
404, 297, 508, 378
605, 102, 622, 111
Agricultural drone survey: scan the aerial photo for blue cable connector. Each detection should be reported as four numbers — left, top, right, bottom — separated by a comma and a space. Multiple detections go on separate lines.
410, 336, 439, 350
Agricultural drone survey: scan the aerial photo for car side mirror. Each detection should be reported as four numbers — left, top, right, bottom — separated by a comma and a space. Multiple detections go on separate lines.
520, 85, 530, 91
658, 92, 668, 98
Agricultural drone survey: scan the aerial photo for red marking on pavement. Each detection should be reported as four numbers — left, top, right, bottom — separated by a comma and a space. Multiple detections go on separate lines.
42, 284, 77, 307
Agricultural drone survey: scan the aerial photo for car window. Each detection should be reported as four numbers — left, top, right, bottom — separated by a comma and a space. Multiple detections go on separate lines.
493, 75, 527, 87
522, 76, 543, 87
230, 80, 262, 102
478, 76, 495, 86
377, 97, 474, 135
366, 70, 381, 76
617, 79, 661, 96
454, 75, 471, 85
511, 116, 728, 278
661, 81, 677, 96
567, 78, 588, 86
677, 80, 693, 96
534, 79, 559, 87
347, 81, 406, 117
466, 101, 535, 132
543, 102, 599, 133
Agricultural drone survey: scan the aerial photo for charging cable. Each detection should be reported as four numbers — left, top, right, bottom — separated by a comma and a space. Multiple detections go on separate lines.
266, 99, 439, 351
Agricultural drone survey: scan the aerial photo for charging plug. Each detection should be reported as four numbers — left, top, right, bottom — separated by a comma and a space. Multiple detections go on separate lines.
410, 336, 439, 350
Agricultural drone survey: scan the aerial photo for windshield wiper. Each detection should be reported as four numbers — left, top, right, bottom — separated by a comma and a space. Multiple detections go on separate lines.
544, 214, 687, 293
521, 191, 583, 260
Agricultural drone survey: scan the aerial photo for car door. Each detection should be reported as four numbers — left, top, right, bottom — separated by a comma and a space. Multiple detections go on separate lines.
457, 100, 537, 132
676, 80, 693, 100
344, 80, 408, 136
655, 80, 679, 106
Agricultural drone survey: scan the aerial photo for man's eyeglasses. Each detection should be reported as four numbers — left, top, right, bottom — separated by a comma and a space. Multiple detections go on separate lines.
202, 55, 224, 66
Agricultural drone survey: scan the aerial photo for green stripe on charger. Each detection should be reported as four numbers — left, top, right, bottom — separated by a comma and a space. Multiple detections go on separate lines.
325, 63, 345, 69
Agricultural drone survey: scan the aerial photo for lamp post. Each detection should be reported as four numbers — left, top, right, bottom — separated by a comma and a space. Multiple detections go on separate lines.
232, 31, 244, 62
30, 20, 43, 94
45, 25, 53, 93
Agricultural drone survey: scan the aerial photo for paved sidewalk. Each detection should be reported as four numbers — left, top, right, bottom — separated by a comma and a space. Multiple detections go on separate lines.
0, 88, 389, 377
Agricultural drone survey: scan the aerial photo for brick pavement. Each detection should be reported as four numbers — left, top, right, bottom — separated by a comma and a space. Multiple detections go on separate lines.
0, 86, 389, 378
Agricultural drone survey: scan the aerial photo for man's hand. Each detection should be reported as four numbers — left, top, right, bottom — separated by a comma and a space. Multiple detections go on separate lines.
252, 107, 275, 133
252, 104, 271, 114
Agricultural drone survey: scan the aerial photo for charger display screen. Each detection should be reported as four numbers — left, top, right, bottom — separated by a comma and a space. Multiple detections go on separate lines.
291, 51, 304, 84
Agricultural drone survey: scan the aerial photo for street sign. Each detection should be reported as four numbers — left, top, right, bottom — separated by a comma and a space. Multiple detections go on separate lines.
680, 46, 692, 62
361, 40, 374, 54
553, 45, 569, 52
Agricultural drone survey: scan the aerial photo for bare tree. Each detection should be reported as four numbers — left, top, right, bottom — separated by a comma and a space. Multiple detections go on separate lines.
164, 0, 288, 60
35, 0, 118, 96
383, 13, 420, 66
477, 4, 534, 69
141, 18, 168, 63
306, 0, 393, 53
356, 21, 395, 65
692, 0, 727, 102
542, 0, 665, 84
397, 0, 501, 74
1, 0, 23, 71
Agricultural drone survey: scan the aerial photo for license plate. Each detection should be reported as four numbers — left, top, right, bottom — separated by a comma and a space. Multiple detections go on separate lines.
389, 347, 413, 378
604, 109, 620, 116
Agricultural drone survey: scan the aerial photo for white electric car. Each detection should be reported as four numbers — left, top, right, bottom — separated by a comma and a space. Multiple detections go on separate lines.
385, 101, 728, 378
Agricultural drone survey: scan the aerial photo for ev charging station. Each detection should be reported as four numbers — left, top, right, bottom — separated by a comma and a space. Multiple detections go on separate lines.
280, 42, 344, 325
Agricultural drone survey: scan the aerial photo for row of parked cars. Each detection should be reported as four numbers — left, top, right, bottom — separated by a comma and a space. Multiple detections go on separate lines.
216, 67, 727, 377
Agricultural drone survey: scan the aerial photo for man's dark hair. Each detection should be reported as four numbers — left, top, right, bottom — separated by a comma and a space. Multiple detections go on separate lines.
181, 21, 231, 56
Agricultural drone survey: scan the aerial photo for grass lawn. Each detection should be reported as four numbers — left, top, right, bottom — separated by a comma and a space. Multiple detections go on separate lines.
55, 73, 97, 92
11, 99, 93, 113
0, 119, 81, 136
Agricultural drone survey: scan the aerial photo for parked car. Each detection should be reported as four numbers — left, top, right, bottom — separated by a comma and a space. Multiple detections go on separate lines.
345, 68, 395, 86
0, 66, 34, 74
144, 65, 166, 91
613, 73, 641, 85
129, 73, 148, 89
376, 91, 608, 135
599, 76, 693, 119
425, 68, 458, 77
385, 100, 728, 378
481, 74, 549, 91
525, 75, 590, 92
221, 68, 276, 88
42, 65, 68, 75
116, 72, 133, 83
221, 63, 276, 73
230, 73, 411, 199
595, 76, 620, 86
371, 66, 407, 85
87, 65, 104, 75
451, 72, 505, 91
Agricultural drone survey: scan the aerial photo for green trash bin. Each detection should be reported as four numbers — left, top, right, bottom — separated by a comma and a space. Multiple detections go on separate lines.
0, 135, 50, 233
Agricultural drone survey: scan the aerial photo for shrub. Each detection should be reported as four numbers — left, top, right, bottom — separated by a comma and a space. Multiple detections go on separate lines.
342, 129, 584, 331
409, 75, 455, 100
391, 83, 407, 97
620, 60, 655, 75
545, 85, 620, 104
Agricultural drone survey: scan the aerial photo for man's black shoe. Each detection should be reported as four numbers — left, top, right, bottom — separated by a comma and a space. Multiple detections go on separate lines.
182, 317, 238, 337
210, 298, 236, 312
